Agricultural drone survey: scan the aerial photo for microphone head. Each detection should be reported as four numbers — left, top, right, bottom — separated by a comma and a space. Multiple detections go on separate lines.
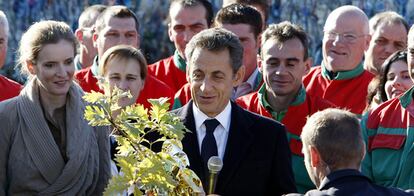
207, 156, 223, 173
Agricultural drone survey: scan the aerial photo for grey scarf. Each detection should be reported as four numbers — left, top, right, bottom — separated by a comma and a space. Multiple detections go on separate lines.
17, 78, 107, 195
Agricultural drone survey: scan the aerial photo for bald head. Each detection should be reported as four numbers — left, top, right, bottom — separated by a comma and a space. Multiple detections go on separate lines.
324, 6, 369, 34
322, 6, 370, 72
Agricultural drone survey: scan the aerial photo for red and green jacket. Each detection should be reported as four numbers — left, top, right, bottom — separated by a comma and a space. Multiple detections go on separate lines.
303, 63, 374, 115
172, 71, 263, 109
236, 84, 335, 193
0, 75, 22, 102
361, 86, 414, 189
74, 58, 175, 109
148, 51, 188, 93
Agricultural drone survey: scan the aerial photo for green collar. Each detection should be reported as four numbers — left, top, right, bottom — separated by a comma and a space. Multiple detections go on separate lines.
399, 86, 414, 108
173, 50, 187, 72
258, 84, 306, 121
321, 62, 364, 80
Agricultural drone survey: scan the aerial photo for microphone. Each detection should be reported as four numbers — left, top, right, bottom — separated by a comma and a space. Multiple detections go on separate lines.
207, 156, 223, 194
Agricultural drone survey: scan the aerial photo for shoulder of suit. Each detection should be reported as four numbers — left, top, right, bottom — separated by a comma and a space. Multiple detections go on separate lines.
237, 104, 285, 130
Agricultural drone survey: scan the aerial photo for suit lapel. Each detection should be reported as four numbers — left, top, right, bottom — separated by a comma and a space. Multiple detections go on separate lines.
217, 102, 254, 191
179, 101, 205, 181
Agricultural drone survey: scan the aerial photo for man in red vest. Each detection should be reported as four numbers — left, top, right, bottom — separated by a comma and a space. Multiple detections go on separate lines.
236, 21, 335, 193
74, 6, 174, 109
147, 0, 213, 93
303, 5, 374, 115
0, 10, 22, 102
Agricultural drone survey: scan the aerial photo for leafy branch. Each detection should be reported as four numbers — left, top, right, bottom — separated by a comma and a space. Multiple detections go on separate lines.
83, 86, 204, 195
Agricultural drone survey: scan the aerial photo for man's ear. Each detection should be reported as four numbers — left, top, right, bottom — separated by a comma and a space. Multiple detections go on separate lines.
310, 146, 321, 168
92, 32, 99, 48
168, 23, 174, 42
256, 33, 261, 50
363, 34, 372, 52
26, 60, 36, 75
233, 65, 245, 87
75, 29, 83, 43
257, 55, 263, 74
304, 57, 312, 75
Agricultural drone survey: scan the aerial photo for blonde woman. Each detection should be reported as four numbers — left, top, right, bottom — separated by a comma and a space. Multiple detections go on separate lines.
0, 20, 110, 195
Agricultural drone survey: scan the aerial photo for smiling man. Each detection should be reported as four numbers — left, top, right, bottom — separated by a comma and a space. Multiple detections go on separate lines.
173, 27, 296, 195
303, 5, 374, 115
74, 5, 174, 109
236, 21, 335, 193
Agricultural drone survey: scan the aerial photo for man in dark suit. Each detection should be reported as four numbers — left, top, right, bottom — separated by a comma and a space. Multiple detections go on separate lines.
286, 108, 413, 196
173, 27, 296, 195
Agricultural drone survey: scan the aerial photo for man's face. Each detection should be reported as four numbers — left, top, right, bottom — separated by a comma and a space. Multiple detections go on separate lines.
94, 16, 139, 58
0, 24, 8, 69
168, 3, 209, 59
365, 22, 407, 74
261, 38, 310, 97
322, 14, 370, 72
220, 23, 259, 81
189, 48, 243, 117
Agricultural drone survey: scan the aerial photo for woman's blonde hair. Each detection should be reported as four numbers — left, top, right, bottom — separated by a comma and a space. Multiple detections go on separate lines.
18, 20, 77, 76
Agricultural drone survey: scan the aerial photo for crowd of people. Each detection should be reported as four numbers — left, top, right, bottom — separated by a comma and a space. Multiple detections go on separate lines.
1, 0, 414, 195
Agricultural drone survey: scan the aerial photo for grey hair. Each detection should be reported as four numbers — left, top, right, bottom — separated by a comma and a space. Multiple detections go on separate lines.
185, 27, 243, 74
0, 10, 9, 36
369, 11, 408, 34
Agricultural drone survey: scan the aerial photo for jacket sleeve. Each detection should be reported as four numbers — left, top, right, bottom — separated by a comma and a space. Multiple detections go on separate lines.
92, 126, 111, 195
360, 113, 373, 180
272, 124, 297, 195
0, 101, 16, 195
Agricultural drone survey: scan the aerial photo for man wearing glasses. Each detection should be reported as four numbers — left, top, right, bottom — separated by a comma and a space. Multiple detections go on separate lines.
303, 5, 374, 115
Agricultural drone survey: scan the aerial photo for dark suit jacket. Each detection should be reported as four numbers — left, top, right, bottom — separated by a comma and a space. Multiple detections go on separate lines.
286, 169, 414, 196
173, 101, 297, 195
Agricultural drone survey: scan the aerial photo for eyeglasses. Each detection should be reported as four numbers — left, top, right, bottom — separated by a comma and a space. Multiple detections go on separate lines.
324, 31, 367, 43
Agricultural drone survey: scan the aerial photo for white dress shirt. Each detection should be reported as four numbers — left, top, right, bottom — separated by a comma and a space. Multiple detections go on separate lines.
192, 101, 231, 160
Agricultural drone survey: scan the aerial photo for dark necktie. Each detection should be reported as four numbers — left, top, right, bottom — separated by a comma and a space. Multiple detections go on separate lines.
201, 119, 220, 167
